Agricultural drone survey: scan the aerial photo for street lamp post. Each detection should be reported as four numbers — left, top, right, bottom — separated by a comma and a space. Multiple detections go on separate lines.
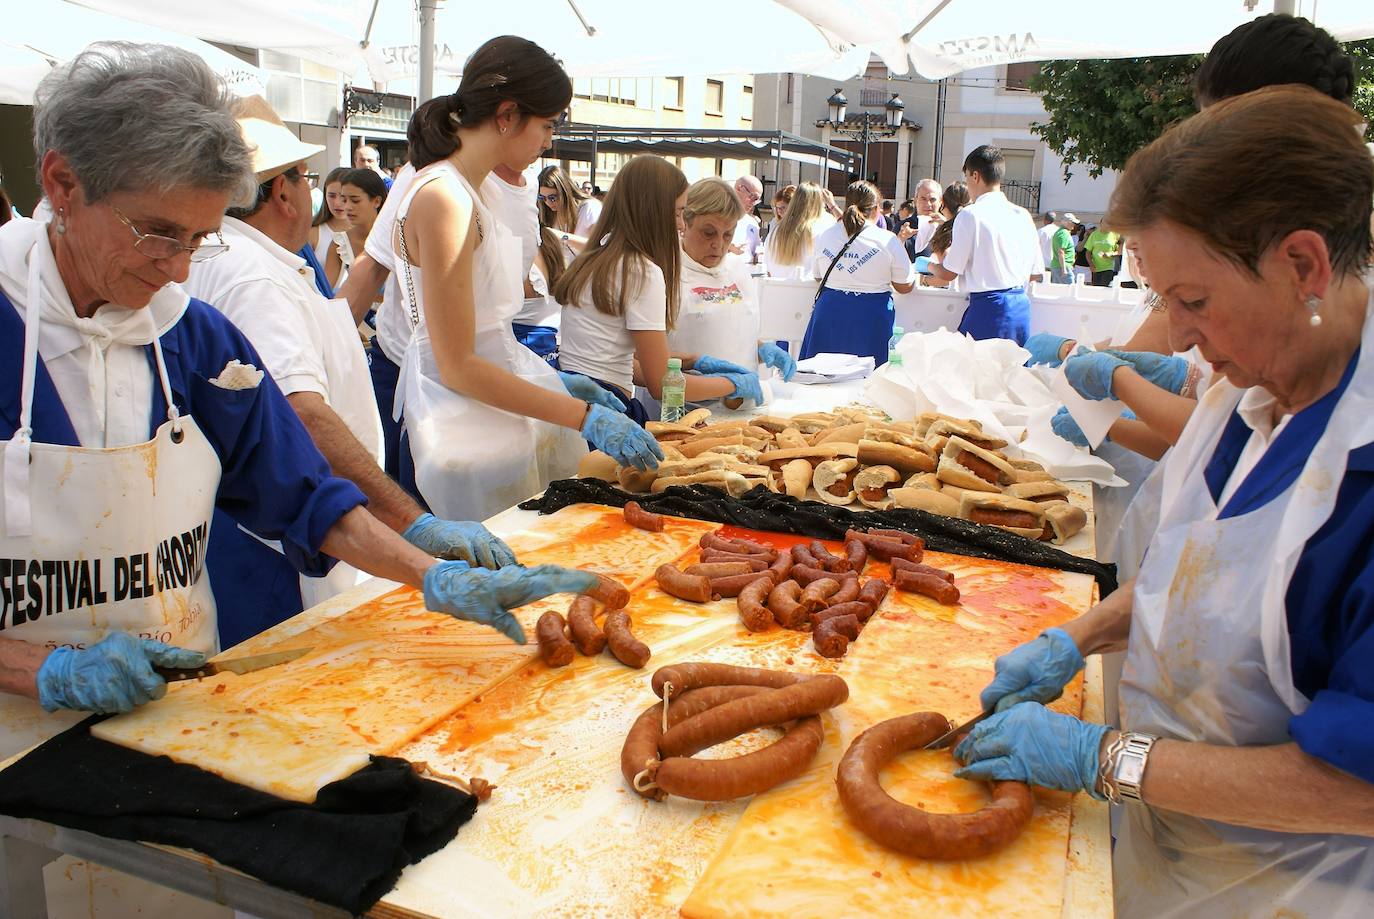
820, 89, 905, 191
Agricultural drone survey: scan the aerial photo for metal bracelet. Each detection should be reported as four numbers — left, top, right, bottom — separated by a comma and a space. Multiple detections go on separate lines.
1098, 733, 1128, 805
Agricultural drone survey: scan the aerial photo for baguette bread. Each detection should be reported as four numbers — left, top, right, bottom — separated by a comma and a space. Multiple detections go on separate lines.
1044, 502, 1088, 544
958, 492, 1046, 539
854, 464, 902, 509
577, 450, 620, 482
1005, 480, 1071, 503
812, 457, 860, 505
857, 439, 937, 477
889, 486, 961, 517
936, 436, 1017, 490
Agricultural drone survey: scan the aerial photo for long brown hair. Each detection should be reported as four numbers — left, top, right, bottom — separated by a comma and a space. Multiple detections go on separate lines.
536, 226, 568, 287
537, 164, 587, 234
842, 180, 880, 236
929, 181, 970, 256
771, 182, 825, 265
552, 155, 688, 327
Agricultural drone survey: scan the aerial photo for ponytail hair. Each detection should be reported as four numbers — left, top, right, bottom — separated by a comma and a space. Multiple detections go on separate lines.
842, 180, 880, 236
408, 35, 572, 169
1193, 13, 1354, 108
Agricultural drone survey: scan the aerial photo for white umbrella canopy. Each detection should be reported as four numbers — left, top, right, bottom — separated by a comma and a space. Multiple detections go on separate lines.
776, 0, 1374, 78
2, 1, 270, 105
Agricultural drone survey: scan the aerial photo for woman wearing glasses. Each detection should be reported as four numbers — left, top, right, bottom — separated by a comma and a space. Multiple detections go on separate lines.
0, 43, 598, 758
537, 164, 600, 237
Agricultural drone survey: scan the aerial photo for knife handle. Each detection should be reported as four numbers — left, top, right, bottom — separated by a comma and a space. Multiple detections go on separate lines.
154, 664, 217, 683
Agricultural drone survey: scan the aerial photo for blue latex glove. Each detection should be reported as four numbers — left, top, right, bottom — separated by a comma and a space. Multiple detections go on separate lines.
36, 633, 206, 714
757, 342, 797, 381
980, 627, 1085, 713
582, 404, 663, 471
1024, 332, 1073, 367
558, 371, 626, 412
1051, 407, 1089, 448
709, 370, 764, 405
954, 702, 1112, 798
422, 560, 598, 644
694, 354, 753, 376
402, 513, 517, 570
1063, 350, 1131, 400
1106, 350, 1190, 395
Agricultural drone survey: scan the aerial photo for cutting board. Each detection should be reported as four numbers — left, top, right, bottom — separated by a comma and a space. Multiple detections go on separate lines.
382, 529, 1100, 918
91, 505, 718, 802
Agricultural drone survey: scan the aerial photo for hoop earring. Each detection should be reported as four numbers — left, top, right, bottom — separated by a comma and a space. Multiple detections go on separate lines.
1306, 294, 1323, 328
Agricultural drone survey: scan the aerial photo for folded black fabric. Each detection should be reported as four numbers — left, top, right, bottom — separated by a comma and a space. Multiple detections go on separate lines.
0, 719, 476, 914
522, 478, 1118, 594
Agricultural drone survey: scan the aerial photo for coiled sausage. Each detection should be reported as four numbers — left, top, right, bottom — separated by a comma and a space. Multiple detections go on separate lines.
658, 674, 849, 758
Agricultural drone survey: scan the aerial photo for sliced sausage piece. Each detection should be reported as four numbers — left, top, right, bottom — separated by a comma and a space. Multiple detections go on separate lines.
655, 564, 714, 603
566, 596, 605, 656
767, 580, 808, 629
585, 573, 630, 610
812, 620, 850, 658
536, 611, 575, 667
845, 538, 868, 573
711, 570, 778, 598
810, 541, 851, 573
893, 569, 960, 605
736, 576, 776, 631
604, 610, 651, 668
685, 562, 754, 579
889, 557, 956, 583
623, 501, 665, 532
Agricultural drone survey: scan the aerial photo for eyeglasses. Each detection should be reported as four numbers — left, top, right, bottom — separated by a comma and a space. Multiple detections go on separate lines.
112, 206, 228, 262
537, 192, 561, 204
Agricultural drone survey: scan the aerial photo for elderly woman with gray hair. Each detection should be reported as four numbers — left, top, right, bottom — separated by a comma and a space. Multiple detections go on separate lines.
0, 42, 595, 759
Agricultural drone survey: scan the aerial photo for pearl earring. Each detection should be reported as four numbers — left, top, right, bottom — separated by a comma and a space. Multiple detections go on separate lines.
55, 207, 66, 235
1306, 294, 1323, 327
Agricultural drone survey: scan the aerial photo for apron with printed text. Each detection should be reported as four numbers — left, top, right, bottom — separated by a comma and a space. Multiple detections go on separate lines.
0, 246, 219, 758
1114, 294, 1374, 917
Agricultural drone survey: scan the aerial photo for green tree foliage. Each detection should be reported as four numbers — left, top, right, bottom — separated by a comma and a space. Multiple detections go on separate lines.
1028, 39, 1374, 181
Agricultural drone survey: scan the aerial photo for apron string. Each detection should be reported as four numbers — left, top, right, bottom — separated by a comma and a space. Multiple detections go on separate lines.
148, 323, 182, 438
2, 240, 44, 536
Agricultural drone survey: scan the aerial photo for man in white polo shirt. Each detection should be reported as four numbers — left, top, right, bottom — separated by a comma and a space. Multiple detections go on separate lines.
929, 145, 1042, 343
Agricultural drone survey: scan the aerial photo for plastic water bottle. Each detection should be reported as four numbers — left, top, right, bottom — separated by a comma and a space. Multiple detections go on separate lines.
888, 326, 905, 367
660, 357, 686, 422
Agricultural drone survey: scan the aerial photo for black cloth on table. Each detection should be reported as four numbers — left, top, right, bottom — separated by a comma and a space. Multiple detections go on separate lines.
521, 478, 1118, 595
0, 718, 476, 914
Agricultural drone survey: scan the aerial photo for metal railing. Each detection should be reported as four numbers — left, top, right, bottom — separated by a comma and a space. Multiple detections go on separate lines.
859, 88, 891, 107
1002, 179, 1041, 213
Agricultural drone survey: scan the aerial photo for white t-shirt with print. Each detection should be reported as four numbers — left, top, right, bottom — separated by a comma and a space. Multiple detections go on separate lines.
811, 221, 915, 294
557, 255, 668, 392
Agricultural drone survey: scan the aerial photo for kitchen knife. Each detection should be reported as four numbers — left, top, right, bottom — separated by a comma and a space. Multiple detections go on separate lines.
924, 708, 996, 750
155, 646, 312, 683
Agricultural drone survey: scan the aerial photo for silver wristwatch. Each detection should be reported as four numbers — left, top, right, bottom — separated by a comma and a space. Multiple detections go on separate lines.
1102, 731, 1157, 804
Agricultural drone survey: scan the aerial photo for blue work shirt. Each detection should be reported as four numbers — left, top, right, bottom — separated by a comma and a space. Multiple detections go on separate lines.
297, 243, 335, 299
0, 291, 367, 648
1204, 350, 1374, 783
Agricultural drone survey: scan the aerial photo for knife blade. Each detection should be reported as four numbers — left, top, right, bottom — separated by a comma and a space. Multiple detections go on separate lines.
924, 708, 996, 750
155, 646, 312, 683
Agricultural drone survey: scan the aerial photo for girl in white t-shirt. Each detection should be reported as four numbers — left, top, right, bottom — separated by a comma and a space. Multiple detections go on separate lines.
554, 156, 762, 421
764, 182, 834, 280
801, 180, 916, 366
309, 166, 351, 286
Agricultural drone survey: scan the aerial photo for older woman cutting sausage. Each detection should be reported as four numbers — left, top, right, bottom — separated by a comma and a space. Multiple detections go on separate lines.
0, 43, 594, 759
957, 86, 1374, 917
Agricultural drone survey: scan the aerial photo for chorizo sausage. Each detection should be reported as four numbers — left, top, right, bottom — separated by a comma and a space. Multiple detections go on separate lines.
623, 500, 664, 532
830, 577, 861, 606
790, 544, 820, 568
843, 530, 921, 563
622, 685, 768, 799
767, 580, 808, 629
585, 573, 630, 610
768, 550, 794, 582
566, 596, 605, 656
699, 550, 771, 571
868, 528, 924, 549
658, 674, 849, 758
893, 568, 960, 605
813, 601, 874, 629
969, 508, 1040, 529
799, 577, 842, 613
889, 557, 956, 583
724, 535, 777, 557
684, 561, 754, 579
957, 452, 1001, 485
654, 564, 714, 603
736, 576, 775, 632
809, 541, 851, 573
649, 715, 825, 802
812, 620, 850, 658
699, 532, 777, 560
603, 610, 651, 668
858, 578, 889, 612
536, 611, 575, 667
819, 613, 860, 640
789, 564, 851, 587
650, 662, 809, 700
845, 538, 868, 573
710, 570, 778, 598
835, 711, 1034, 859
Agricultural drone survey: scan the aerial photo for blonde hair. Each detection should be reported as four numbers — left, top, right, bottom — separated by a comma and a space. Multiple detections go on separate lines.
552, 156, 689, 327
683, 176, 744, 226
537, 164, 588, 234
770, 182, 826, 266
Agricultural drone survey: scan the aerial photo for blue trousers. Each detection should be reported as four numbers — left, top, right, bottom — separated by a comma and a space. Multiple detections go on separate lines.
959, 286, 1031, 344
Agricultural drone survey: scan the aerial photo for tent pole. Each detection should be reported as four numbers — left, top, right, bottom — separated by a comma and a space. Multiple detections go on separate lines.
774, 131, 783, 196
1273, 0, 1296, 13
590, 125, 599, 187
419, 0, 438, 103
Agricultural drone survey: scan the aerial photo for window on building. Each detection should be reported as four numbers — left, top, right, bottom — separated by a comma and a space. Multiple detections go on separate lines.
665, 76, 684, 110
705, 79, 725, 115
742, 85, 753, 122
573, 76, 637, 105
1001, 149, 1035, 182
1004, 62, 1040, 92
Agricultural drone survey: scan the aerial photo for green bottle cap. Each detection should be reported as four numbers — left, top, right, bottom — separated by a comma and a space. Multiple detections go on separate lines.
667, 357, 682, 371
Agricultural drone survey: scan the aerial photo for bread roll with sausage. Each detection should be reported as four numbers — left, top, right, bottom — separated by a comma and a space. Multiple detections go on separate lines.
958, 492, 1046, 539
657, 454, 731, 479
578, 450, 620, 482
618, 465, 658, 493
681, 407, 712, 427
1005, 481, 1071, 504
903, 472, 943, 491
1009, 457, 1046, 473
780, 459, 813, 499
813, 457, 860, 505
679, 432, 745, 458
925, 418, 1007, 451
890, 486, 961, 517
647, 421, 700, 439
758, 445, 849, 466
650, 469, 751, 497
775, 428, 809, 449
1011, 467, 1057, 484
1044, 502, 1088, 544
936, 436, 1016, 491
857, 439, 936, 477
815, 422, 869, 445
854, 465, 902, 509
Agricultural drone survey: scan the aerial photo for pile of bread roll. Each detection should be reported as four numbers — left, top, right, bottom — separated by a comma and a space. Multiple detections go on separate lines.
576, 406, 1087, 546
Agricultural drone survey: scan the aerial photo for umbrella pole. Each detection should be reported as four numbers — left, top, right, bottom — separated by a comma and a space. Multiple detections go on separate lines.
419, 0, 439, 103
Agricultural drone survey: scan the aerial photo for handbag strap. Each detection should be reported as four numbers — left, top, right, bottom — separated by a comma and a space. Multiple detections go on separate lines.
814, 224, 865, 304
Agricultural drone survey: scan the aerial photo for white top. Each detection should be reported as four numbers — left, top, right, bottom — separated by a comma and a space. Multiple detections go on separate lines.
670, 249, 760, 369
811, 221, 915, 294
940, 190, 1043, 293
311, 222, 344, 266
557, 256, 668, 392
763, 215, 835, 280
0, 215, 183, 448
573, 198, 602, 237
910, 214, 940, 254
1215, 386, 1293, 508
367, 161, 416, 365
732, 214, 761, 263
484, 171, 539, 280
185, 217, 383, 462
1037, 222, 1058, 269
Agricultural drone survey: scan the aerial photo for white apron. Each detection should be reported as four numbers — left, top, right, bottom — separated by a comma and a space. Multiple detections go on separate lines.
1114, 295, 1374, 917
669, 250, 762, 371
394, 162, 584, 522
0, 244, 220, 759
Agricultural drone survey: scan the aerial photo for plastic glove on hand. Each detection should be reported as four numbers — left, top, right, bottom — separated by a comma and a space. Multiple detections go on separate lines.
36, 633, 206, 714
1106, 350, 1190, 395
954, 702, 1111, 797
1024, 333, 1073, 367
582, 404, 663, 471
422, 561, 598, 645
1063, 350, 1130, 400
1051, 406, 1089, 448
979, 627, 1085, 713
694, 354, 753, 376
402, 513, 517, 569
558, 371, 626, 412
757, 342, 797, 381
712, 370, 764, 405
